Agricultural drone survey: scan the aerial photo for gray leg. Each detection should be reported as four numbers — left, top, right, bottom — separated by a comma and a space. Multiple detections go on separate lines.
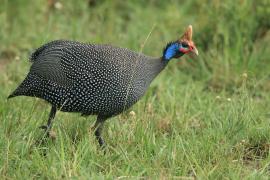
94, 116, 106, 148
40, 105, 57, 135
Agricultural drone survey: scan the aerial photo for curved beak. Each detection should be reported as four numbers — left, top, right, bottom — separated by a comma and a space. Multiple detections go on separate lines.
187, 46, 199, 59
191, 46, 199, 56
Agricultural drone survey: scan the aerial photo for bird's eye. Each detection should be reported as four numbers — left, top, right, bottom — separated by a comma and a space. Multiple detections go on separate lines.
182, 43, 189, 48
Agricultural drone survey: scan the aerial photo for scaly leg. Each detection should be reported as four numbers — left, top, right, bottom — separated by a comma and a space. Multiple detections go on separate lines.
40, 105, 57, 136
94, 116, 106, 148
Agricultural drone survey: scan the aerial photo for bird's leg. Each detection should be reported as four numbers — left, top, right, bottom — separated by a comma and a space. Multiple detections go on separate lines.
39, 105, 57, 136
94, 116, 106, 148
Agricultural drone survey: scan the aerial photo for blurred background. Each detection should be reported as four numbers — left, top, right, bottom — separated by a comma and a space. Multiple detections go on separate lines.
0, 0, 270, 178
0, 0, 269, 93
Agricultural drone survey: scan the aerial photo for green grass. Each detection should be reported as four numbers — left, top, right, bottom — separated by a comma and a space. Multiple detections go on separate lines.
1, 0, 270, 179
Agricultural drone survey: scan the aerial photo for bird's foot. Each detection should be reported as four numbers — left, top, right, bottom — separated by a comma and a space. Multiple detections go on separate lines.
97, 137, 107, 155
39, 125, 57, 140
39, 125, 49, 130
97, 136, 106, 149
91, 127, 106, 150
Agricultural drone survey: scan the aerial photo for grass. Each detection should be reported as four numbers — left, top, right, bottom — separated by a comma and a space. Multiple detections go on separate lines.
0, 0, 270, 179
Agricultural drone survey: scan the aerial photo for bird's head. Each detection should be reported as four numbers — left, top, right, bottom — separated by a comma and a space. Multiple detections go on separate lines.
163, 25, 198, 61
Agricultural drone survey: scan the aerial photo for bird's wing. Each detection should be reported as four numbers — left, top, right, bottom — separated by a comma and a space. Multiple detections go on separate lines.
29, 40, 87, 87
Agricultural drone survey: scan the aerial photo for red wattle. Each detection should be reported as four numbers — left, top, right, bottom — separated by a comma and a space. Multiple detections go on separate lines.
179, 48, 189, 54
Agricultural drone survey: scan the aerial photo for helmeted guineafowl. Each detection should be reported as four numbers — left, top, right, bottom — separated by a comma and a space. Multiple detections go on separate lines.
8, 25, 198, 147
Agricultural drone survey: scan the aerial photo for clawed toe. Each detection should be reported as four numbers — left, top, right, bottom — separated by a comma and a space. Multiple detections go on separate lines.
39, 125, 56, 139
39, 125, 50, 135
39, 125, 49, 130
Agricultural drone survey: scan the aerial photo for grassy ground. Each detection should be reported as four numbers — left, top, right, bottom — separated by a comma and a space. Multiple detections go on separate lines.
0, 0, 270, 179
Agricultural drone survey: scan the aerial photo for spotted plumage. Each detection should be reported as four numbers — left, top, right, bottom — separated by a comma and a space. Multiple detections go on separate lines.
9, 25, 198, 147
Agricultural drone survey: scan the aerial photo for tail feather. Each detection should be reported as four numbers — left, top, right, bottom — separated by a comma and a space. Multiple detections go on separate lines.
8, 86, 29, 99
7, 93, 15, 99
8, 73, 38, 99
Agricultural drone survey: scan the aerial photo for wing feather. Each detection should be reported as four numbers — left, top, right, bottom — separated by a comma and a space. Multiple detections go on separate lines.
29, 40, 80, 86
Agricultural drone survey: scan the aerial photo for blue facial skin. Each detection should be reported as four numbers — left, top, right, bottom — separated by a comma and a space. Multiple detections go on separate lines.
163, 42, 185, 61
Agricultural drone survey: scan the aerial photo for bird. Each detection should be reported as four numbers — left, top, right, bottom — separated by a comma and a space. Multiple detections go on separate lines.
8, 25, 198, 147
